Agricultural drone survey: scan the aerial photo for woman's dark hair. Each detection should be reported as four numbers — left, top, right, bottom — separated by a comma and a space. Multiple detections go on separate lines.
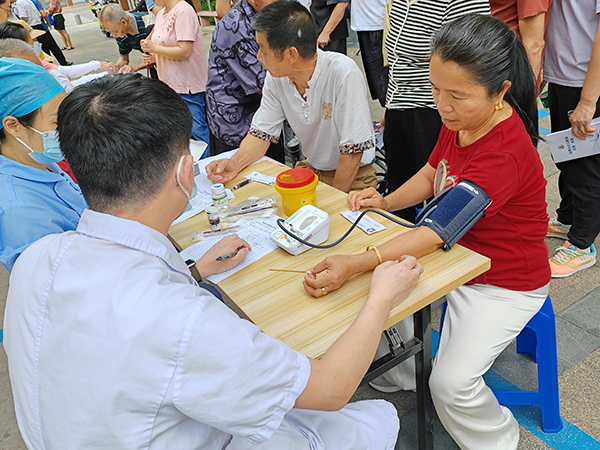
0, 110, 38, 146
432, 14, 539, 146
251, 0, 317, 60
0, 21, 29, 42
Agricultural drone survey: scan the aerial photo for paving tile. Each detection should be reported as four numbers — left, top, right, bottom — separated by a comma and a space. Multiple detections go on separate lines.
538, 141, 560, 179
492, 340, 540, 391
558, 287, 600, 338
545, 171, 561, 204
555, 317, 600, 375
492, 314, 600, 393
559, 347, 600, 441
398, 409, 459, 450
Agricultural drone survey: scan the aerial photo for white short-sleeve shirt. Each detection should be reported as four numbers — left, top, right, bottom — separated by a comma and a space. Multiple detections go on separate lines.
250, 49, 375, 171
350, 0, 386, 31
4, 210, 311, 449
15, 0, 42, 26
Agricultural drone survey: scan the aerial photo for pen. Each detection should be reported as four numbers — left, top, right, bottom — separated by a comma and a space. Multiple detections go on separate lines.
232, 179, 250, 190
215, 245, 245, 261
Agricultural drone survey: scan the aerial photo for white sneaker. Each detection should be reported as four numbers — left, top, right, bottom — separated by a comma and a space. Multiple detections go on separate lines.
368, 375, 403, 393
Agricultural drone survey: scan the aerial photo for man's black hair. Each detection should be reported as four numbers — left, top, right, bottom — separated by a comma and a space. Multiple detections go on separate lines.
57, 74, 193, 212
251, 0, 317, 60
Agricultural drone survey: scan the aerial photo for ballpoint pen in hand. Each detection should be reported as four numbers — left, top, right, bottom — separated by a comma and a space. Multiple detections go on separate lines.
215, 245, 245, 261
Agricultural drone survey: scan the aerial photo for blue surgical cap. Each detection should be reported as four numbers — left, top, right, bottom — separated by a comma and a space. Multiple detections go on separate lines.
0, 57, 64, 130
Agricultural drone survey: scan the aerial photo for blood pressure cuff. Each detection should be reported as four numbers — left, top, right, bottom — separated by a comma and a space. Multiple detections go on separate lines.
415, 180, 492, 251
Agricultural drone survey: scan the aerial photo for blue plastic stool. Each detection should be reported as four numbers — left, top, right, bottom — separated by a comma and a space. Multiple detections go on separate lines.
439, 296, 563, 433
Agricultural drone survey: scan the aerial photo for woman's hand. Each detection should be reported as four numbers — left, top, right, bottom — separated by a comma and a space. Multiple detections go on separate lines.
367, 256, 423, 310
303, 255, 355, 298
141, 52, 156, 66
101, 61, 119, 74
140, 38, 157, 54
347, 187, 387, 212
195, 234, 251, 278
570, 100, 597, 140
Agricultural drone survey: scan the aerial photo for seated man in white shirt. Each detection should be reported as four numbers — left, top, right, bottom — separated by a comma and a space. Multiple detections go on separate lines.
207, 0, 377, 193
4, 74, 424, 450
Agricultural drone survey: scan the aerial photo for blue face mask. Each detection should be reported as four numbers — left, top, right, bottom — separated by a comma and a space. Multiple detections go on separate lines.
15, 127, 64, 164
32, 41, 42, 56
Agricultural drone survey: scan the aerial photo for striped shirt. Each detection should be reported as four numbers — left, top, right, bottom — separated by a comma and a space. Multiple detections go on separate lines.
385, 0, 490, 110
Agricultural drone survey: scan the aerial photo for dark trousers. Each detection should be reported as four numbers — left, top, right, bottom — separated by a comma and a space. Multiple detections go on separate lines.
209, 131, 285, 165
322, 38, 346, 55
357, 30, 388, 108
383, 107, 442, 223
32, 24, 68, 65
548, 83, 600, 248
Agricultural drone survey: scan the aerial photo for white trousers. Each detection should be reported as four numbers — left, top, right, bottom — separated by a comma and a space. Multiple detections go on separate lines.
429, 283, 548, 450
226, 399, 399, 450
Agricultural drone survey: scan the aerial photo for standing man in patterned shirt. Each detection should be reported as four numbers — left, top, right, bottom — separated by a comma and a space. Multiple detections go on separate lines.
207, 0, 376, 193
205, 0, 284, 161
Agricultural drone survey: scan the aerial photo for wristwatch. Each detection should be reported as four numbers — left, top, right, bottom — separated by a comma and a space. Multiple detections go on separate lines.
185, 259, 202, 283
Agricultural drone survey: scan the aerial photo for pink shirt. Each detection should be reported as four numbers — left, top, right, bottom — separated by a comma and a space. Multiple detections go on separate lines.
47, 0, 62, 14
40, 58, 56, 71
152, 0, 207, 94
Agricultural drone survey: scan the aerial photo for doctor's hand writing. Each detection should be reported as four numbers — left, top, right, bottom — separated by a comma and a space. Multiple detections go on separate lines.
206, 158, 241, 184
347, 187, 388, 212
195, 234, 251, 278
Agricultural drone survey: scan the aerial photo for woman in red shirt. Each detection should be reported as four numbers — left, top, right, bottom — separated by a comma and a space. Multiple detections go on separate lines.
304, 14, 550, 450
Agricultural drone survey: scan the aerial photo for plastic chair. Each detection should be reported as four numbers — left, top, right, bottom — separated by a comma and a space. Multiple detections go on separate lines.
439, 296, 563, 433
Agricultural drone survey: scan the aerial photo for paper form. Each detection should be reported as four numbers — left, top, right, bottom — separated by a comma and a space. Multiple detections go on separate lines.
179, 217, 279, 283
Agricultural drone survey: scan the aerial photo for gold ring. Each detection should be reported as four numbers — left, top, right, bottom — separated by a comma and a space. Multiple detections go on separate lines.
321, 287, 328, 296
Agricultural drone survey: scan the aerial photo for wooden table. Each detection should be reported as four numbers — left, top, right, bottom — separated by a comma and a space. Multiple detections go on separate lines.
169, 160, 490, 450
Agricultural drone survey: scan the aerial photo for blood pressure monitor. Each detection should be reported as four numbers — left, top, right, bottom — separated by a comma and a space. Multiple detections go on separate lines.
271, 205, 330, 255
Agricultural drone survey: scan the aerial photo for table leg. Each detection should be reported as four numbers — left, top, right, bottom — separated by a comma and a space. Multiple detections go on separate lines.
414, 305, 433, 450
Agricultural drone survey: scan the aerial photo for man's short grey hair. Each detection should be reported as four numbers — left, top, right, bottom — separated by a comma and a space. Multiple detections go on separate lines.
0, 38, 36, 58
99, 4, 129, 24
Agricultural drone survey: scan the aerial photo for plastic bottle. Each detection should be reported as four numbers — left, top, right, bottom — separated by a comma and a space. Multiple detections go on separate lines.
206, 206, 221, 231
211, 183, 229, 211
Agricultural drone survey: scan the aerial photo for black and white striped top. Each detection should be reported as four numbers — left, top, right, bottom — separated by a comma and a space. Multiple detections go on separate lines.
385, 0, 490, 110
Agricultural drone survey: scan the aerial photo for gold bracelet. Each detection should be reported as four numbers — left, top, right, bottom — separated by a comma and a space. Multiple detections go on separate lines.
366, 245, 383, 265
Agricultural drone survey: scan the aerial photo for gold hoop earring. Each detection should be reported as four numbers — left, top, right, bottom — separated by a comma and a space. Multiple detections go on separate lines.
494, 102, 503, 111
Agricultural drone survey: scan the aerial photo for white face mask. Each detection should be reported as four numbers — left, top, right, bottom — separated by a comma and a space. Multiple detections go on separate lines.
33, 41, 42, 56
175, 155, 197, 213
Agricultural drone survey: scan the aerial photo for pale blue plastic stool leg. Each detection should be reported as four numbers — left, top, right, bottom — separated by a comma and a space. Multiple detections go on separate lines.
437, 297, 563, 433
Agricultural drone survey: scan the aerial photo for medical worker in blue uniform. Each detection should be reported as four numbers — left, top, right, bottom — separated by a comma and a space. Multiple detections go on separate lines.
0, 57, 87, 271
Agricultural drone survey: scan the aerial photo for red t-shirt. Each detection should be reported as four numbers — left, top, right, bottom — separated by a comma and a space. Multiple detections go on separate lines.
489, 0, 552, 36
428, 110, 551, 291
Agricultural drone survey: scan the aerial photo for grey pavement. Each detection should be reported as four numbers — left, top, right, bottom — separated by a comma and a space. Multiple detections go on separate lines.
1, 10, 599, 449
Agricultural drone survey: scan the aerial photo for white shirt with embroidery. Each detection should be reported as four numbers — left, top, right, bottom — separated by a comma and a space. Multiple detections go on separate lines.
250, 49, 375, 171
